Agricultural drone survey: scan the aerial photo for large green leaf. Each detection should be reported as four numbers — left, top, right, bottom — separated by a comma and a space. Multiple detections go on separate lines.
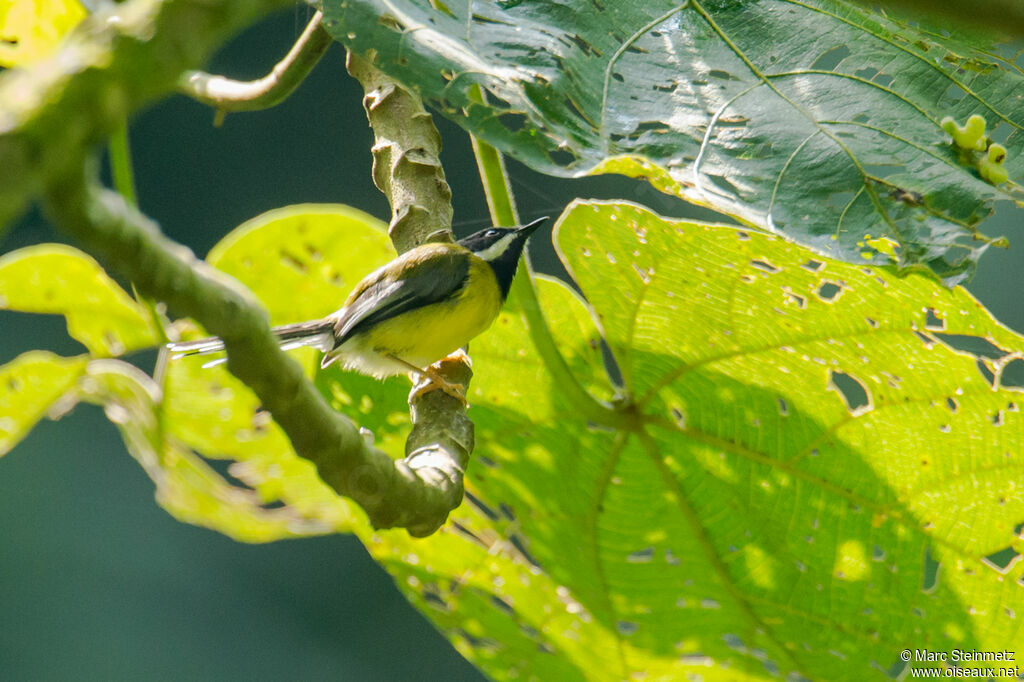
0, 243, 158, 355
322, 0, 1024, 283
352, 201, 1024, 680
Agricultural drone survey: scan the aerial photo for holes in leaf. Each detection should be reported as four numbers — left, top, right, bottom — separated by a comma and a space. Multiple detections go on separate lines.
945, 397, 958, 412
669, 406, 686, 428
924, 308, 945, 330
377, 13, 405, 32
863, 163, 907, 179
635, 121, 671, 135
817, 281, 843, 302
203, 457, 256, 492
422, 584, 450, 611
982, 546, 1022, 575
490, 594, 516, 616
279, 250, 307, 273
777, 397, 789, 416
977, 359, 996, 388
627, 547, 655, 563
1001, 358, 1024, 389
749, 259, 780, 274
302, 243, 322, 261
933, 333, 1008, 360
722, 633, 744, 651
826, 190, 856, 210
706, 173, 742, 197
498, 112, 529, 133
784, 288, 807, 308
865, 317, 879, 328
829, 370, 872, 415
632, 262, 652, 284
708, 69, 739, 81
509, 532, 543, 570
464, 490, 500, 521
940, 83, 968, 106
449, 521, 490, 549
457, 628, 500, 651
548, 147, 579, 167
616, 621, 639, 635
890, 188, 923, 205
921, 546, 940, 594
809, 44, 852, 70
471, 12, 512, 26
873, 73, 895, 87
718, 114, 749, 128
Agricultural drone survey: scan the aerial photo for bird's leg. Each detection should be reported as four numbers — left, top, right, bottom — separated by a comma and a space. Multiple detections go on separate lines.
388, 353, 469, 405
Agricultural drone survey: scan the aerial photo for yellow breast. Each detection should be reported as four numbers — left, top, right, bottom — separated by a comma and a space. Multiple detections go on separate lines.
358, 256, 503, 369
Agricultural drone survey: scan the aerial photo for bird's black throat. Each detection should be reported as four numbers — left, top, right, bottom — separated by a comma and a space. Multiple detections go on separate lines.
486, 236, 530, 301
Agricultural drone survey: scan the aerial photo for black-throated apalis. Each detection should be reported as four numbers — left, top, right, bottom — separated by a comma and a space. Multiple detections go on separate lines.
168, 217, 548, 402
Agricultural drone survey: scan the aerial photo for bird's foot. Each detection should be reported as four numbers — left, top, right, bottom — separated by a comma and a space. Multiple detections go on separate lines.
410, 367, 469, 406
390, 352, 471, 406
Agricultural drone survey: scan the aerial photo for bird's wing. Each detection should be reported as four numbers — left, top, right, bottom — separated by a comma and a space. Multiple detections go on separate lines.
332, 244, 471, 347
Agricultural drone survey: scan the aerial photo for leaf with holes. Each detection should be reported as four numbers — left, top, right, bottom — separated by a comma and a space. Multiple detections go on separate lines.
323, 0, 1024, 283
77, 359, 336, 542
0, 350, 86, 456
348, 200, 1024, 681
163, 205, 410, 537
0, 244, 158, 356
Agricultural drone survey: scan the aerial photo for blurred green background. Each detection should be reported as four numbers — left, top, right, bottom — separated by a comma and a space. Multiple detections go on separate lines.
1, 6, 1021, 681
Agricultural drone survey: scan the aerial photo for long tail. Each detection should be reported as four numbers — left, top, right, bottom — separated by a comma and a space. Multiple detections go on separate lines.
167, 319, 335, 368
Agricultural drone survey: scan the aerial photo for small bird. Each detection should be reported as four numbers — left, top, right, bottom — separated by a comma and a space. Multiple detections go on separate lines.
168, 216, 548, 402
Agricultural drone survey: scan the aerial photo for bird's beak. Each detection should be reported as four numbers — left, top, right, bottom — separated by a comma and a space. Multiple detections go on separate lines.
517, 216, 548, 236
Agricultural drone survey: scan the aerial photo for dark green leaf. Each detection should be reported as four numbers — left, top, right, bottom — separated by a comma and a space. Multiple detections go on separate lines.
323, 0, 1024, 283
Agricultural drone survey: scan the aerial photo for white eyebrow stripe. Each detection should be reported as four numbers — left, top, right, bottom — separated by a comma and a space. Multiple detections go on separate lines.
475, 233, 518, 261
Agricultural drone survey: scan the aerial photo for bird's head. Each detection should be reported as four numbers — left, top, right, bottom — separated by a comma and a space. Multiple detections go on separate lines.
458, 217, 548, 299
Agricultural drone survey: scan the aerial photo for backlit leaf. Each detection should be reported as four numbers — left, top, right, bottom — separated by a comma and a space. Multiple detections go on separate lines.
0, 350, 86, 456
355, 201, 1024, 680
0, 244, 157, 356
0, 0, 87, 68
